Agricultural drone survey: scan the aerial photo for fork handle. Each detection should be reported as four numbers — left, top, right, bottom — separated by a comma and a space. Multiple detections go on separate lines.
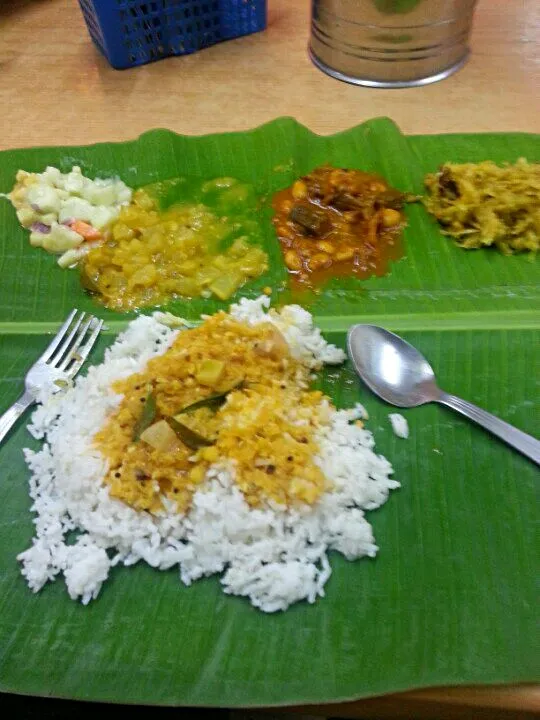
438, 392, 540, 465
0, 391, 35, 445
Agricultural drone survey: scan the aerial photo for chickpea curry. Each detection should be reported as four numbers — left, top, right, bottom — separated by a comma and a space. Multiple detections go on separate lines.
272, 166, 414, 287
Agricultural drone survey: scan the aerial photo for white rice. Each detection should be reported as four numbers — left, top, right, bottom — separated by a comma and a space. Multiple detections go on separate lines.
18, 297, 399, 612
388, 413, 409, 439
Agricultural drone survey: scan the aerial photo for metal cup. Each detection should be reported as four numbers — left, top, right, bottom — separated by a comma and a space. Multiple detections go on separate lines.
310, 0, 478, 88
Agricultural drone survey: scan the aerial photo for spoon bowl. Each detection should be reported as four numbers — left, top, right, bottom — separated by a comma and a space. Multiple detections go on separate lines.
347, 324, 439, 408
346, 324, 540, 465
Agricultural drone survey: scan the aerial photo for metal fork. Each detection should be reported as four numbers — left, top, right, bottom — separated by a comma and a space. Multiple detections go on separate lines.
0, 310, 103, 445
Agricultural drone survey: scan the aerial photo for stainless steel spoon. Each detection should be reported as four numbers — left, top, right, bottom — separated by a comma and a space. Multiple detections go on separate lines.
347, 324, 540, 465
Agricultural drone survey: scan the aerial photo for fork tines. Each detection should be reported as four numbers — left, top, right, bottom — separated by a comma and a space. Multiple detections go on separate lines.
42, 310, 103, 378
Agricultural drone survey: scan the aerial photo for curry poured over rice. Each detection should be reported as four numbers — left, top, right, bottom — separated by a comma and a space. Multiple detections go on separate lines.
96, 312, 330, 514
20, 298, 399, 610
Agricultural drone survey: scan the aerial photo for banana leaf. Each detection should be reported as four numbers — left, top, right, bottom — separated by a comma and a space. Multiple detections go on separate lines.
0, 118, 537, 706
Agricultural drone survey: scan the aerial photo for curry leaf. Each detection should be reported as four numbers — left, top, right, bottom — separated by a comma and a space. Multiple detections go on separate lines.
132, 388, 157, 441
176, 379, 244, 414
168, 417, 214, 450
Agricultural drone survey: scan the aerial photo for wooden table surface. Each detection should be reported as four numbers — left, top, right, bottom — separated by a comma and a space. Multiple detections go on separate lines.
0, 0, 539, 150
0, 0, 538, 716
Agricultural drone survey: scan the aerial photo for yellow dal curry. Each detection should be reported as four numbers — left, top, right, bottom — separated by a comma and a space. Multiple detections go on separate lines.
96, 314, 331, 514
82, 179, 268, 310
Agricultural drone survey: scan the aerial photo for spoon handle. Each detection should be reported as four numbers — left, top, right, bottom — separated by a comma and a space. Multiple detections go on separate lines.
438, 392, 540, 465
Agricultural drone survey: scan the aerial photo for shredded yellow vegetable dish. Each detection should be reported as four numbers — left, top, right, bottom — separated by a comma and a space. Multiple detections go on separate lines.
424, 159, 540, 254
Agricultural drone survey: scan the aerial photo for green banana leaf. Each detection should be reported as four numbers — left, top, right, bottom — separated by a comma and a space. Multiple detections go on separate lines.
0, 118, 538, 707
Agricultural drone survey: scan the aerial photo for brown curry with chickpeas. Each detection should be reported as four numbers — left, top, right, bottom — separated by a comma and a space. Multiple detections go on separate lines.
272, 166, 414, 287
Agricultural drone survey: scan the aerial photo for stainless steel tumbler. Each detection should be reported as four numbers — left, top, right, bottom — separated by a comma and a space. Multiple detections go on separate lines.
310, 0, 478, 88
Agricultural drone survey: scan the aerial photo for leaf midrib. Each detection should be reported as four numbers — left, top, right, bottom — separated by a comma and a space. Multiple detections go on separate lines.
1, 309, 538, 335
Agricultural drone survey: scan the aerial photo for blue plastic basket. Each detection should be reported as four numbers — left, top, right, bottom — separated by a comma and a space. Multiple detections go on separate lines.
78, 0, 267, 70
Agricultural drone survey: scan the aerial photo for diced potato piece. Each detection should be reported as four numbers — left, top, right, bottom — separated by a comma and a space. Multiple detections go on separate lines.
40, 167, 61, 185
29, 232, 46, 248
16, 207, 36, 227
133, 189, 156, 210
230, 237, 250, 253
140, 420, 180, 452
63, 169, 85, 194
128, 264, 157, 288
208, 272, 242, 300
196, 266, 221, 287
169, 278, 200, 296
176, 259, 199, 275
113, 222, 135, 242
83, 184, 116, 206
26, 184, 60, 214
88, 205, 117, 229
240, 248, 269, 275
57, 246, 90, 268
128, 238, 144, 254
40, 213, 57, 226
58, 197, 94, 224
195, 359, 225, 387
41, 224, 84, 252
211, 255, 229, 271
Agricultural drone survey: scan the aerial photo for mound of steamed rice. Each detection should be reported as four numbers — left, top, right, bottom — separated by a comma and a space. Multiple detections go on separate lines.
18, 297, 399, 612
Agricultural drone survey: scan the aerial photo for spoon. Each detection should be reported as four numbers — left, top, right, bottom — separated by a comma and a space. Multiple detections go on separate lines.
347, 324, 540, 465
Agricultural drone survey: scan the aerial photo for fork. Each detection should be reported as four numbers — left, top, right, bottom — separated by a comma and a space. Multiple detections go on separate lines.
0, 310, 103, 445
